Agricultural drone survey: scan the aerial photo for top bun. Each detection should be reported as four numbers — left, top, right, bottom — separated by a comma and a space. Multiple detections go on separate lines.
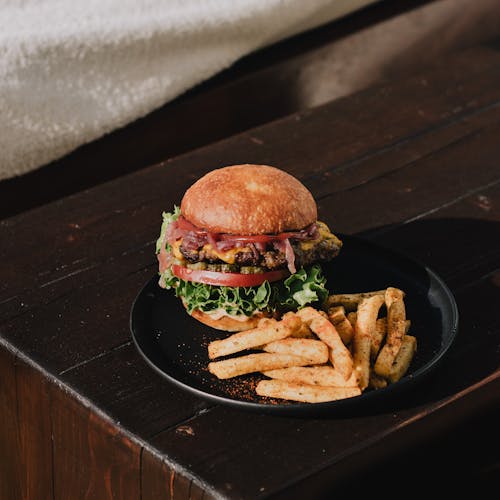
181, 164, 317, 234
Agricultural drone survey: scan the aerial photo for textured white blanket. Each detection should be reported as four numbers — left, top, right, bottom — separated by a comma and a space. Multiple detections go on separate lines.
0, 0, 376, 180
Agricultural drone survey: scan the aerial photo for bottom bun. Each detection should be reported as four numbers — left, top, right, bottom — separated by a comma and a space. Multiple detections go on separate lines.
188, 307, 270, 332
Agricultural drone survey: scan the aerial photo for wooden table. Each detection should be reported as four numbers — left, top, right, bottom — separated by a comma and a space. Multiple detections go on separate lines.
1, 44, 499, 498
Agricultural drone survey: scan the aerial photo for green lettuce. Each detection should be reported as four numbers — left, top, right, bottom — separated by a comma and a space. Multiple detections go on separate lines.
274, 265, 329, 310
155, 206, 181, 254
160, 264, 328, 317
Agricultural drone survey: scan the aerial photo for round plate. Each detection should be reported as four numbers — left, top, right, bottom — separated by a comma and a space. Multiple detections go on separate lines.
130, 235, 459, 416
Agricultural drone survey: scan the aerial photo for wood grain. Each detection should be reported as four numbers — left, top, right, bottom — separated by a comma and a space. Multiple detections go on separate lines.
51, 384, 141, 499
1, 42, 499, 498
60, 343, 210, 440
141, 448, 215, 500
316, 119, 500, 234
372, 182, 500, 289
0, 347, 22, 500
0, 348, 54, 500
15, 355, 54, 500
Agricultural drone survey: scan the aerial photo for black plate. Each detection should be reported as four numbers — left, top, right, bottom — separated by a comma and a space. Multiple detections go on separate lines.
130, 235, 459, 416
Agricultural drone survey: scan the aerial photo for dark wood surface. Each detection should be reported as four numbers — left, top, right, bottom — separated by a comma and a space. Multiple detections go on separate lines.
1, 43, 500, 499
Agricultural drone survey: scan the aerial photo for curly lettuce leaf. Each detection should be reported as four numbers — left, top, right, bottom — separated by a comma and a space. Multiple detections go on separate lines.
160, 264, 327, 316
155, 205, 181, 254
161, 267, 272, 316
273, 265, 328, 310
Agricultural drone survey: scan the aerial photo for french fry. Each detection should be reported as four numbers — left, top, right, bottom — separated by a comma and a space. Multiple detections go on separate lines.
327, 306, 354, 345
257, 317, 276, 328
291, 322, 315, 338
375, 342, 404, 377
325, 290, 386, 312
327, 305, 346, 323
256, 380, 361, 403
371, 317, 387, 360
206, 284, 415, 403
208, 352, 318, 379
262, 338, 329, 364
368, 370, 388, 389
353, 294, 385, 390
387, 335, 417, 383
347, 311, 357, 327
208, 314, 301, 359
262, 366, 358, 387
287, 313, 315, 338
297, 307, 353, 380
374, 296, 406, 377
385, 287, 405, 308
370, 318, 411, 360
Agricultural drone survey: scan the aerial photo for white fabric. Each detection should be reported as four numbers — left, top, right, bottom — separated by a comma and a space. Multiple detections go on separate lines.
0, 0, 376, 180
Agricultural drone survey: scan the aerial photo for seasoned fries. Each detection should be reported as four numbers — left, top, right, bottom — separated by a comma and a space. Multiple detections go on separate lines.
208, 352, 318, 379
208, 315, 301, 359
374, 291, 406, 377
256, 380, 361, 403
206, 286, 417, 404
325, 290, 386, 312
262, 338, 329, 364
347, 313, 392, 359
353, 295, 385, 390
357, 316, 410, 360
385, 286, 405, 308
290, 322, 315, 339
371, 317, 387, 360
297, 307, 353, 380
368, 370, 388, 390
387, 335, 417, 383
262, 366, 358, 388
327, 306, 354, 345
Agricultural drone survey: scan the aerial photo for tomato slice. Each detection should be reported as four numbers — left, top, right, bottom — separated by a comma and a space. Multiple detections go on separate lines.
171, 264, 289, 287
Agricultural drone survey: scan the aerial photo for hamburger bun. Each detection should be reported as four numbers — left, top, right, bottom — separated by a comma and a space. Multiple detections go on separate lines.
180, 164, 317, 234
186, 304, 270, 332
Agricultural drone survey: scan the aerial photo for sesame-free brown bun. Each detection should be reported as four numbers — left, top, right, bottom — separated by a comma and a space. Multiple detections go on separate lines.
181, 164, 317, 234
180, 298, 270, 331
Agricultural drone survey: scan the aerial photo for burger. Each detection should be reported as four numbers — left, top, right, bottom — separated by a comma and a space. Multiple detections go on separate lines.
156, 164, 342, 331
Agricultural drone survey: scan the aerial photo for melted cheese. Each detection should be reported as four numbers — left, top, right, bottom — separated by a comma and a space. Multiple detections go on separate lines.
171, 240, 185, 261
201, 244, 250, 264
299, 222, 335, 251
172, 240, 249, 264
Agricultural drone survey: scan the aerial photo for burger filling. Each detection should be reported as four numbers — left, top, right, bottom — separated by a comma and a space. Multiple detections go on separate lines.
159, 210, 341, 275
156, 206, 342, 317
